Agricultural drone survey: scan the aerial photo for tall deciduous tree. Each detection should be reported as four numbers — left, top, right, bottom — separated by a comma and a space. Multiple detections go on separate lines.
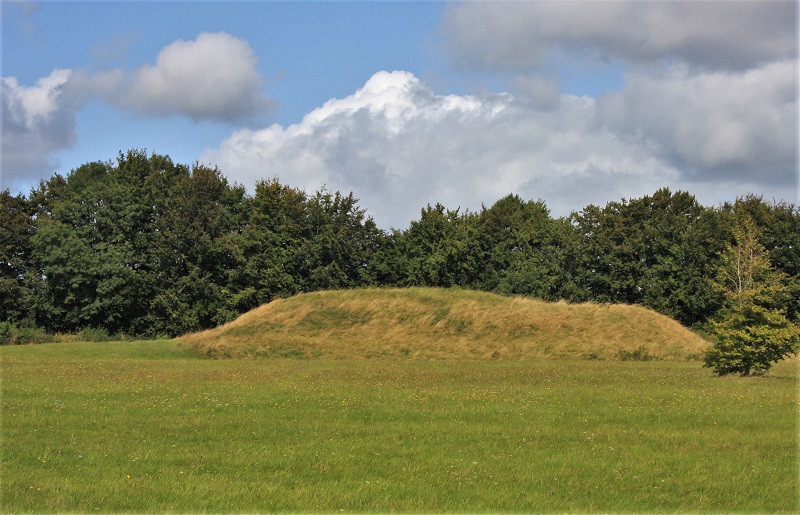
476, 194, 565, 300
228, 178, 307, 309
703, 217, 799, 376
727, 195, 800, 323
396, 204, 481, 287
150, 162, 249, 336
295, 188, 384, 291
0, 191, 35, 324
566, 189, 726, 326
8, 146, 798, 342
29, 154, 173, 335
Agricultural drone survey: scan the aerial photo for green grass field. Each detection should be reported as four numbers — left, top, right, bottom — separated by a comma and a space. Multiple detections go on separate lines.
2, 340, 797, 513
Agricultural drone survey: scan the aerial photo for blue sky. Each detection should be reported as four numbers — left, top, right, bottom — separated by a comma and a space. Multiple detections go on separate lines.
3, 1, 797, 229
3, 2, 451, 171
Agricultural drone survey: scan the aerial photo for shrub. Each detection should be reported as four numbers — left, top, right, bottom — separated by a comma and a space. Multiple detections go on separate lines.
617, 346, 660, 362
6, 326, 54, 345
80, 327, 112, 342
0, 321, 12, 344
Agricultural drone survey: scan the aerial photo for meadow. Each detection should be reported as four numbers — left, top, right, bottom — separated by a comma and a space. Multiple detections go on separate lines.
1, 340, 797, 513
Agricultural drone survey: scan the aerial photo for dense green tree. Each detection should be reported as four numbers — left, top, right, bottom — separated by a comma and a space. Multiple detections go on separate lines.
230, 181, 384, 307
476, 194, 565, 299
703, 217, 799, 376
362, 229, 406, 287
228, 178, 307, 309
396, 204, 481, 287
7, 147, 797, 341
0, 191, 35, 324
566, 189, 726, 326
723, 195, 800, 322
633, 189, 728, 326
25, 151, 212, 336
149, 162, 249, 336
28, 155, 177, 335
295, 188, 384, 291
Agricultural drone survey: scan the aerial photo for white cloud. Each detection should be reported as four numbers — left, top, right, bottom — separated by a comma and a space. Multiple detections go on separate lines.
1, 69, 77, 191
203, 71, 690, 229
3, 69, 72, 125
512, 75, 561, 110
442, 1, 797, 71
428, 0, 798, 218
597, 60, 798, 184
1, 32, 273, 192
111, 32, 273, 122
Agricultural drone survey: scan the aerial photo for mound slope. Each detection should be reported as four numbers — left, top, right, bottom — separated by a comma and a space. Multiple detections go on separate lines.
179, 288, 710, 360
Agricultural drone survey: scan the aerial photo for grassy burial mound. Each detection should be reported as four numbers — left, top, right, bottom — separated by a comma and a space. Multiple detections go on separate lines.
180, 287, 710, 360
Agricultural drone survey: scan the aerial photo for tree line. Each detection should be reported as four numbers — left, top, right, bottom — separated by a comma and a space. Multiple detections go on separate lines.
2, 150, 798, 351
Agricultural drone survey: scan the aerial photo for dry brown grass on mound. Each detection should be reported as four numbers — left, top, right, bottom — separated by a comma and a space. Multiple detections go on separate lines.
179, 287, 711, 360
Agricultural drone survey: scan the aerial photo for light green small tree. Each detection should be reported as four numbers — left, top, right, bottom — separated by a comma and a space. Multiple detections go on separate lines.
703, 217, 799, 376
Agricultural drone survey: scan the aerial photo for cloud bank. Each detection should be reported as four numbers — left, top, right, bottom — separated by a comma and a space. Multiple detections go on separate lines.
201, 2, 796, 229
4, 3, 796, 228
442, 0, 797, 71
201, 70, 669, 228
597, 60, 797, 184
204, 54, 796, 229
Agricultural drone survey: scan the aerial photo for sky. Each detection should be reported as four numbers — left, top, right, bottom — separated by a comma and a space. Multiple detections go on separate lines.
2, 0, 798, 229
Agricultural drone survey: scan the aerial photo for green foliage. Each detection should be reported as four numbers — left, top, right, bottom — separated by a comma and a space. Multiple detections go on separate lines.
0, 321, 12, 343
567, 188, 726, 326
704, 217, 800, 376
727, 195, 800, 321
477, 194, 567, 299
0, 324, 54, 345
79, 327, 112, 342
704, 304, 799, 376
29, 156, 167, 334
0, 190, 35, 324
395, 203, 481, 287
390, 196, 569, 296
617, 345, 660, 362
296, 188, 385, 291
231, 178, 307, 305
5, 149, 799, 340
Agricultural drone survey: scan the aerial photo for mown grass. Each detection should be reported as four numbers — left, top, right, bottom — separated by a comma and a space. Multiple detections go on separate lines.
180, 287, 711, 361
2, 341, 797, 513
0, 339, 196, 360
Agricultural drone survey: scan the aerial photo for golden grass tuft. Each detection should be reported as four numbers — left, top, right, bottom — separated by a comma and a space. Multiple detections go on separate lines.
178, 287, 711, 360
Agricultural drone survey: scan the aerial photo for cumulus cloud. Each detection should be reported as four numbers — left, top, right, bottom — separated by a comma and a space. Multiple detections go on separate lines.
429, 0, 798, 218
202, 71, 688, 228
2, 32, 273, 191
1, 69, 77, 191
109, 32, 273, 122
597, 60, 798, 185
442, 1, 797, 71
16, 32, 273, 128
512, 75, 561, 110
